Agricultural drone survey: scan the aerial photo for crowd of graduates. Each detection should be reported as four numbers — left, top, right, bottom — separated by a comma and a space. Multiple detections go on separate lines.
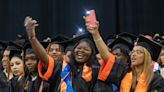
0, 16, 164, 92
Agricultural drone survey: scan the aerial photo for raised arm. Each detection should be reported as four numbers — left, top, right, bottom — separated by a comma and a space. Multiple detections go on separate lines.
84, 17, 109, 61
24, 16, 49, 69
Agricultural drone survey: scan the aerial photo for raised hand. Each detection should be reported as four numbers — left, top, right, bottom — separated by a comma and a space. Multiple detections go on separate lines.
24, 16, 38, 39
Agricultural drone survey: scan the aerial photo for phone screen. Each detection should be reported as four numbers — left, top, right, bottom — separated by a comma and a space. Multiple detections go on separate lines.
85, 9, 97, 28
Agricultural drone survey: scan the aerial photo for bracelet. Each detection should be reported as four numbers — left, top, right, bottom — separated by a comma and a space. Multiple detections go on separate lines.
94, 38, 102, 42
29, 36, 36, 40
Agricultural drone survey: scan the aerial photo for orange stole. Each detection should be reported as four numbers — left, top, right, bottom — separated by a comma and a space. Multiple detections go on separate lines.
98, 53, 115, 81
38, 55, 54, 81
60, 61, 92, 92
120, 71, 147, 92
82, 63, 92, 82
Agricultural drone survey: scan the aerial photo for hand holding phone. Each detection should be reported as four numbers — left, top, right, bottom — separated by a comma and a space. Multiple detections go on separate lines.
85, 9, 97, 28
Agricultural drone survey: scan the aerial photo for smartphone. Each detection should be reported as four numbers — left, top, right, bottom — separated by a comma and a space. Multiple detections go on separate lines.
85, 9, 97, 28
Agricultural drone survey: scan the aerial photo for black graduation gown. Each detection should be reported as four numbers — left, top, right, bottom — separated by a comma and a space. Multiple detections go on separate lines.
148, 72, 164, 92
38, 56, 100, 92
24, 74, 50, 92
10, 76, 24, 92
102, 58, 164, 92
0, 72, 12, 92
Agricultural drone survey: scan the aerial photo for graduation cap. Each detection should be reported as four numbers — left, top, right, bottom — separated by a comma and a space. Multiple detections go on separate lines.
47, 35, 71, 51
118, 32, 137, 44
40, 41, 49, 49
71, 32, 99, 54
6, 41, 22, 51
6, 41, 23, 59
136, 34, 162, 61
71, 32, 92, 43
108, 37, 134, 51
51, 34, 70, 44
65, 44, 74, 53
9, 50, 22, 59
105, 34, 116, 46
24, 41, 49, 54
62, 39, 75, 53
23, 42, 33, 55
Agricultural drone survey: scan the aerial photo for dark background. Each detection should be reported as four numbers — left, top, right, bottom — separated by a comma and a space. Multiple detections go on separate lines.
0, 0, 164, 41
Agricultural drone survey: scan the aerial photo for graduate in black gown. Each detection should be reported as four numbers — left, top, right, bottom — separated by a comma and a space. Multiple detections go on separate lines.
23, 42, 50, 92
24, 16, 112, 92
92, 37, 133, 92
0, 41, 13, 92
9, 46, 25, 92
85, 18, 164, 91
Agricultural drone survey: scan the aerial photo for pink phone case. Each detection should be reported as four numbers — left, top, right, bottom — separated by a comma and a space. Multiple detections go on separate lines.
86, 10, 97, 27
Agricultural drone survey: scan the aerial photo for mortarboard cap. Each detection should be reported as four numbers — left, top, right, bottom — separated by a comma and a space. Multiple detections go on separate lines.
40, 41, 49, 49
24, 41, 49, 54
71, 32, 91, 43
105, 34, 116, 46
118, 32, 137, 44
108, 37, 134, 51
51, 34, 70, 44
9, 50, 22, 60
23, 42, 33, 55
6, 41, 22, 51
71, 32, 99, 54
59, 39, 75, 53
136, 34, 162, 61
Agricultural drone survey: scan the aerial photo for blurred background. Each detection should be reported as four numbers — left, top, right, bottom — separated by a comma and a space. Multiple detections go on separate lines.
0, 0, 164, 40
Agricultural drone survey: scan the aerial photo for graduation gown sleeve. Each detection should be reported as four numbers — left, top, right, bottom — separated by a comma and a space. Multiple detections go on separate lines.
98, 52, 130, 86
148, 71, 164, 92
38, 54, 61, 92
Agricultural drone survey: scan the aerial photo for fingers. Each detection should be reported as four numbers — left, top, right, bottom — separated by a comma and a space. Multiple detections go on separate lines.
24, 16, 38, 27
35, 24, 39, 27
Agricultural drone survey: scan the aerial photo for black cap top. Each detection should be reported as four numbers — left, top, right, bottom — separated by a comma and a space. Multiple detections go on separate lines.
23, 42, 32, 50
118, 32, 137, 44
105, 34, 116, 46
136, 34, 162, 61
71, 32, 91, 43
9, 50, 22, 60
51, 34, 70, 44
60, 39, 75, 53
6, 41, 22, 51
108, 37, 134, 51
24, 41, 49, 54
40, 41, 49, 49
71, 32, 98, 54
14, 35, 27, 47
23, 42, 33, 55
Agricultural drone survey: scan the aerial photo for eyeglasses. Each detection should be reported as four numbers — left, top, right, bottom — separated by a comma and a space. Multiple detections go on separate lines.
129, 50, 144, 55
